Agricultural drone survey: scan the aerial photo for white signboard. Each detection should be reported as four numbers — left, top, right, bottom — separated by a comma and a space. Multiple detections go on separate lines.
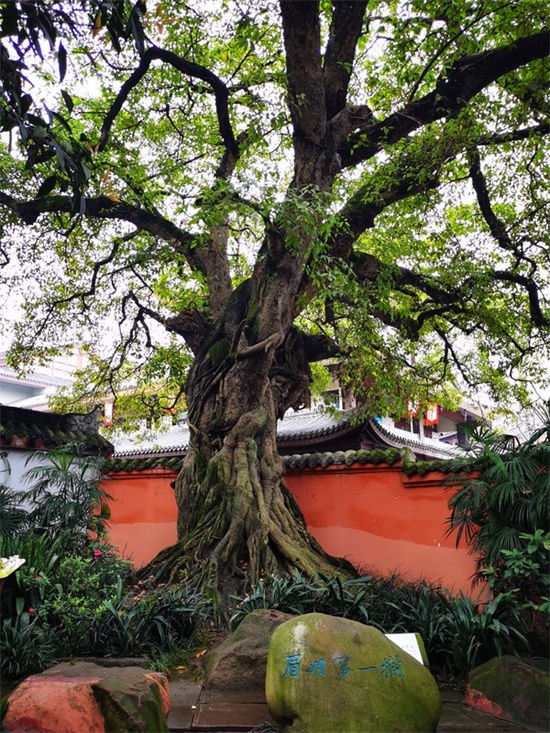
385, 633, 424, 665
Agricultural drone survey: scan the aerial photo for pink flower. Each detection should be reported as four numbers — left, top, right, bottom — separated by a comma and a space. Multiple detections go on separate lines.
35, 574, 41, 580
93, 549, 101, 557
28, 607, 35, 614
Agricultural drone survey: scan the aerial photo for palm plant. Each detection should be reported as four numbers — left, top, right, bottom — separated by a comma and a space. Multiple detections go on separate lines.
447, 409, 550, 575
0, 484, 28, 538
446, 408, 549, 656
22, 443, 112, 547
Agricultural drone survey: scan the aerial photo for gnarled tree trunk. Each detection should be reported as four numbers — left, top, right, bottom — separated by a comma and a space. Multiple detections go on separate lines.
141, 282, 354, 592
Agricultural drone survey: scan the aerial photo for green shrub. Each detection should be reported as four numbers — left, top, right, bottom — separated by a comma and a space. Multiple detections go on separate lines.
129, 583, 209, 651
231, 571, 530, 680
447, 417, 549, 582
446, 413, 550, 657
1, 608, 55, 680
481, 529, 550, 655
36, 553, 132, 656
90, 581, 209, 657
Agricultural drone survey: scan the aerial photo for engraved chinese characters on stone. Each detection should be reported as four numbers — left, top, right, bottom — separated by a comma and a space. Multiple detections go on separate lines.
281, 651, 405, 681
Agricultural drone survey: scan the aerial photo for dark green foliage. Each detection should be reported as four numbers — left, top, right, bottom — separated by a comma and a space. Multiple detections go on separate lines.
446, 414, 550, 654
1, 538, 208, 665
0, 1, 144, 201
1, 549, 209, 680
230, 572, 529, 680
36, 553, 132, 657
97, 583, 209, 657
1, 443, 211, 681
1, 609, 55, 681
0, 533, 65, 625
431, 593, 528, 679
447, 418, 549, 571
0, 484, 28, 539
22, 443, 112, 547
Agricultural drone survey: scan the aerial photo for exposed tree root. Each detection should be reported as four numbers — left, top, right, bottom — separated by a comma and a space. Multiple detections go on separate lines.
137, 334, 357, 597
137, 414, 356, 595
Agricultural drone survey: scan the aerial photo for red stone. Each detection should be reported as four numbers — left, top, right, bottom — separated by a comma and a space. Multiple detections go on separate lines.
4, 675, 105, 733
144, 672, 171, 717
4, 663, 171, 733
463, 686, 511, 721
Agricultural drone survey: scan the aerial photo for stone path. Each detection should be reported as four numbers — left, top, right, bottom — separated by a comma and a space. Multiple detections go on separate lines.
167, 679, 537, 732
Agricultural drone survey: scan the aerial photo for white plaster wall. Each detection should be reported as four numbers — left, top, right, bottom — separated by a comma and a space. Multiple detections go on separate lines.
1, 448, 45, 509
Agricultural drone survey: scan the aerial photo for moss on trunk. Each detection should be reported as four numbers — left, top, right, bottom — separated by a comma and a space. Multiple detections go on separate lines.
138, 340, 355, 594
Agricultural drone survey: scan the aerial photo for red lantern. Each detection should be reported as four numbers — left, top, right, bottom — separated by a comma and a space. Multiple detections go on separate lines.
424, 403, 439, 426
103, 401, 114, 427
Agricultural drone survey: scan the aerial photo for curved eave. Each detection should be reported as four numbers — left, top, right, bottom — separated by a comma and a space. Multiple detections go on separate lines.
366, 419, 460, 460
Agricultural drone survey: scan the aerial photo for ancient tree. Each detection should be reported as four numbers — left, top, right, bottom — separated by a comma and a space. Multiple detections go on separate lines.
0, 1, 548, 588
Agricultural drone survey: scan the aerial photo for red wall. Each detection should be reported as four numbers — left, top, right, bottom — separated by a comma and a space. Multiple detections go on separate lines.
102, 462, 478, 596
286, 465, 476, 595
104, 468, 178, 567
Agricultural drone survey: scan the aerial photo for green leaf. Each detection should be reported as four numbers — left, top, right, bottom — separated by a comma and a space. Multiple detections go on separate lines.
58, 43, 67, 82
36, 175, 57, 198
61, 90, 74, 114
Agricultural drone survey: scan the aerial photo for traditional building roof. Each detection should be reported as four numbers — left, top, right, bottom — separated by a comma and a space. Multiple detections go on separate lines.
0, 365, 73, 389
362, 419, 461, 460
277, 409, 359, 443
110, 447, 405, 474
0, 404, 113, 454
112, 408, 461, 467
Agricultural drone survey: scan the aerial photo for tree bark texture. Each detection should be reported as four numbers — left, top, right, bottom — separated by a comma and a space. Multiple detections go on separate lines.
141, 277, 353, 591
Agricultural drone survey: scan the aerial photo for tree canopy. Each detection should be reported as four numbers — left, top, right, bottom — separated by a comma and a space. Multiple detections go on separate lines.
1, 0, 548, 417
1, 0, 549, 586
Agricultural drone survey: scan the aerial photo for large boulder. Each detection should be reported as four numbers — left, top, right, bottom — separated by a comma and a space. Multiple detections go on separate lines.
266, 613, 440, 732
4, 661, 170, 733
465, 655, 549, 730
203, 608, 294, 691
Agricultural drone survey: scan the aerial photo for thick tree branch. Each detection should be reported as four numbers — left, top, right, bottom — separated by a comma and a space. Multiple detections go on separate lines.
477, 122, 550, 147
352, 252, 549, 330
0, 190, 207, 273
279, 0, 326, 144
125, 290, 168, 332
331, 154, 442, 260
323, 1, 368, 120
339, 30, 550, 169
468, 149, 549, 327
491, 271, 549, 328
468, 149, 513, 250
165, 309, 211, 355
204, 131, 250, 321
349, 252, 460, 309
99, 46, 238, 157
328, 110, 548, 268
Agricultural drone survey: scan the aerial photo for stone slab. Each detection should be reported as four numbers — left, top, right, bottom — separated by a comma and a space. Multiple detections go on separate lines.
200, 688, 267, 704
167, 681, 536, 732
168, 679, 202, 731
192, 701, 275, 730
